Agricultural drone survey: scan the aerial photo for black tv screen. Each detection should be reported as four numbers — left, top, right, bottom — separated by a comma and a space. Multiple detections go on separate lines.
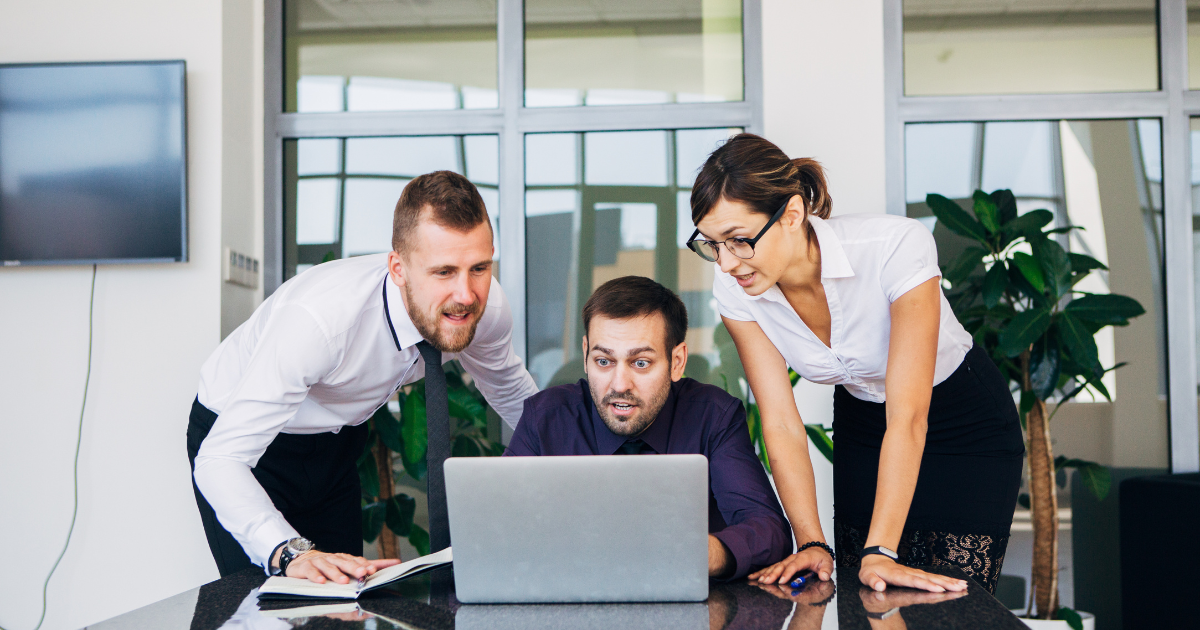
0, 60, 187, 266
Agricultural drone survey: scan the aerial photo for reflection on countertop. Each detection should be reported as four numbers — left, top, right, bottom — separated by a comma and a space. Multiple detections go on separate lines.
89, 564, 1024, 630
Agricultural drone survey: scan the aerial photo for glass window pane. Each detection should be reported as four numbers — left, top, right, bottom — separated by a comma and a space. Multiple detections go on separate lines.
906, 117, 1167, 473
1192, 119, 1200, 395
284, 134, 498, 279
903, 0, 1158, 96
584, 131, 668, 186
524, 0, 743, 107
296, 178, 340, 244
524, 129, 740, 403
905, 123, 977, 204
1190, 2, 1200, 88
284, 0, 497, 113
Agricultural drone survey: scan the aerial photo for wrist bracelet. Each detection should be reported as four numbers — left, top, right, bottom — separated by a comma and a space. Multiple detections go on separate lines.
798, 541, 835, 564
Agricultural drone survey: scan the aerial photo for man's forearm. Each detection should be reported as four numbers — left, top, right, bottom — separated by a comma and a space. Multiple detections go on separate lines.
708, 535, 734, 578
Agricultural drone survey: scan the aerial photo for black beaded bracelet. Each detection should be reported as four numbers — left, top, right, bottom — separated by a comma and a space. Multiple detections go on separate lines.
798, 541, 835, 564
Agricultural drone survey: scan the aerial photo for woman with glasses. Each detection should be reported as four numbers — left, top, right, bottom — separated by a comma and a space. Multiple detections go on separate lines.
688, 134, 1023, 595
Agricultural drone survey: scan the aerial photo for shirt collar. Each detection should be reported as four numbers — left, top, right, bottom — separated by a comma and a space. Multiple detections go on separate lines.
730, 214, 855, 305
583, 378, 678, 455
382, 274, 424, 352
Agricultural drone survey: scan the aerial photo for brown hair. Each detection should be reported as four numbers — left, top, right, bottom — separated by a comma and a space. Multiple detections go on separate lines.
690, 133, 831, 244
582, 276, 688, 352
392, 170, 491, 255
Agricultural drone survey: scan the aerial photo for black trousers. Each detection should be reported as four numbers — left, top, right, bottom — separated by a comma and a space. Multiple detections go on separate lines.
186, 397, 369, 576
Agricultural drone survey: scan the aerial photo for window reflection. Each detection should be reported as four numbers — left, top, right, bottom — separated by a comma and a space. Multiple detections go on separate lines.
905, 118, 1166, 452
524, 128, 739, 392
284, 135, 499, 279
284, 0, 498, 113
524, 0, 743, 107
903, 0, 1158, 96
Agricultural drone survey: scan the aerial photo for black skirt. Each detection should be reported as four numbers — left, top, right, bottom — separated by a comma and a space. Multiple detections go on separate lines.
832, 343, 1025, 538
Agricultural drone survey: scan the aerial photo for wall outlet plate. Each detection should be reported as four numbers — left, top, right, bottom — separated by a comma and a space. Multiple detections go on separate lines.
223, 246, 259, 289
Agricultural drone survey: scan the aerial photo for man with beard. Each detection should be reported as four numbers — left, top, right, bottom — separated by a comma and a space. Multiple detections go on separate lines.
505, 276, 790, 580
189, 171, 537, 584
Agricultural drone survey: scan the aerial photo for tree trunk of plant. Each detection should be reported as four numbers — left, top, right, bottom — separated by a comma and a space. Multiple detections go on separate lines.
1024, 362, 1059, 618
374, 438, 399, 560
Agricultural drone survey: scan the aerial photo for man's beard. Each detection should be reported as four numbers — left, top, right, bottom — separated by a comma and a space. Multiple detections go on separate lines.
589, 382, 671, 438
403, 283, 482, 353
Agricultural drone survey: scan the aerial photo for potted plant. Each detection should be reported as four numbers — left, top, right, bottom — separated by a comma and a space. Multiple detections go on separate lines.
358, 361, 504, 558
925, 189, 1144, 629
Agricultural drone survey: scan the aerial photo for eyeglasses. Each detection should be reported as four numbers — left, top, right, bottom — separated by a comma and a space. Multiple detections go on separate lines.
686, 199, 789, 263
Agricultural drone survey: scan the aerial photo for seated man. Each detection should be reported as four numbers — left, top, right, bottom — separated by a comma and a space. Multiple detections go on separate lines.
505, 275, 791, 580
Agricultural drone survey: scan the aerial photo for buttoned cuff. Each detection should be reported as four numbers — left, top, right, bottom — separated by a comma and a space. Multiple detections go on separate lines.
249, 518, 301, 573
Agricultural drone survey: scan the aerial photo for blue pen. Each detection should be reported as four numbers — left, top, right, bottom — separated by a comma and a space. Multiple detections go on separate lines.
789, 570, 815, 589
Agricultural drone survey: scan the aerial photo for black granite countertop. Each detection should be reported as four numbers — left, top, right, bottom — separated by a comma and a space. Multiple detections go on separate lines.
88, 565, 1026, 629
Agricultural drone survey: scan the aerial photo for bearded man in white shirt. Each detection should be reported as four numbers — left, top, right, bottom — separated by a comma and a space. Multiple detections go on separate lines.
188, 170, 538, 584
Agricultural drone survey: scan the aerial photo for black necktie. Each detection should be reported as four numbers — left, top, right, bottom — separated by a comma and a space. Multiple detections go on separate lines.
617, 439, 656, 455
416, 340, 451, 553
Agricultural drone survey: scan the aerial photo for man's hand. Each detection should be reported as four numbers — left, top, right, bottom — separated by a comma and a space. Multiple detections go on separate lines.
708, 535, 734, 578
748, 545, 833, 584
285, 551, 401, 584
857, 555, 967, 593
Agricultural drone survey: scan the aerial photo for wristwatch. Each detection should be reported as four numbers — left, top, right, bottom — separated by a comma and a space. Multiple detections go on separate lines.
859, 545, 899, 561
273, 537, 315, 576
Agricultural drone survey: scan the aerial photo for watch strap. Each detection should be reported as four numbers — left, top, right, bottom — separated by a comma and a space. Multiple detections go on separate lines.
268, 540, 289, 576
859, 545, 899, 561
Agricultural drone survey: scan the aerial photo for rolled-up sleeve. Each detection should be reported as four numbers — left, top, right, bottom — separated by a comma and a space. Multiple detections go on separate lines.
707, 402, 791, 581
193, 305, 338, 568
457, 279, 539, 429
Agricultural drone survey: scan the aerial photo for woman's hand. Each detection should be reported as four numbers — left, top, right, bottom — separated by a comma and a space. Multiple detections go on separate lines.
856, 555, 967, 593
748, 545, 833, 584
285, 551, 401, 584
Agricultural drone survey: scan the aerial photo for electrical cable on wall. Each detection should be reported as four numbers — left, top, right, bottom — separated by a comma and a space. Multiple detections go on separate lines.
16, 264, 97, 630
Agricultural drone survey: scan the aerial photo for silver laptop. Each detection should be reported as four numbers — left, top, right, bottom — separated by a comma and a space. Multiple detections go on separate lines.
445, 454, 709, 603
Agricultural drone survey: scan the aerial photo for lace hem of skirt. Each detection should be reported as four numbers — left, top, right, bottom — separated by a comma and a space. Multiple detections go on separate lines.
834, 521, 1010, 594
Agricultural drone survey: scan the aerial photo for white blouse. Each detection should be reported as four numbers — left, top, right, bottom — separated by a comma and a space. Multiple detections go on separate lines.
713, 213, 973, 403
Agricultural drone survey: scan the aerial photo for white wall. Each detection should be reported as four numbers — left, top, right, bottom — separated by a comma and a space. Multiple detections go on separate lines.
0, 1, 260, 628
762, 0, 887, 543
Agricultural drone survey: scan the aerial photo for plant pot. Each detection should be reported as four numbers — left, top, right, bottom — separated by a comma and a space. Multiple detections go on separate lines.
1015, 611, 1094, 629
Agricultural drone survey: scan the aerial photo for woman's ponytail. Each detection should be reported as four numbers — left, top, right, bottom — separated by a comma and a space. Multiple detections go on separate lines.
791, 157, 832, 220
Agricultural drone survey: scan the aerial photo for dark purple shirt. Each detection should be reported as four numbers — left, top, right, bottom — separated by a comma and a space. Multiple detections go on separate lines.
504, 377, 791, 580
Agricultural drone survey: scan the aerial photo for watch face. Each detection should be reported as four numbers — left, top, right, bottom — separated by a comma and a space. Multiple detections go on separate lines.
288, 537, 314, 554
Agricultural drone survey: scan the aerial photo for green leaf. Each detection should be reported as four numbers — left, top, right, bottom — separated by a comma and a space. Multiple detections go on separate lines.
385, 493, 416, 536
1018, 390, 1035, 431
1055, 459, 1112, 502
358, 450, 380, 499
1056, 607, 1085, 630
373, 404, 405, 454
997, 307, 1053, 358
943, 247, 987, 287
805, 424, 834, 465
982, 262, 1008, 308
1034, 238, 1072, 298
1017, 493, 1030, 509
448, 386, 487, 428
1056, 313, 1100, 369
400, 384, 428, 480
746, 403, 770, 473
452, 433, 483, 457
362, 501, 386, 543
789, 369, 801, 387
1065, 294, 1145, 326
1011, 252, 1046, 294
1001, 209, 1054, 240
1029, 339, 1060, 400
926, 194, 988, 243
1068, 252, 1107, 274
990, 189, 1018, 226
321, 250, 337, 264
973, 190, 1001, 234
408, 525, 431, 557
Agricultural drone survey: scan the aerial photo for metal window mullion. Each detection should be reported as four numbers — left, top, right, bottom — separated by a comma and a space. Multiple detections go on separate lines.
516, 102, 755, 133
265, 0, 285, 293
498, 0, 526, 366
883, 0, 906, 215
743, 0, 764, 135
1161, 0, 1199, 472
898, 92, 1170, 123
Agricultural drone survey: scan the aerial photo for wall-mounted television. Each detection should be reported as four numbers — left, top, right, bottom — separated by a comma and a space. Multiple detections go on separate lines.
0, 60, 187, 266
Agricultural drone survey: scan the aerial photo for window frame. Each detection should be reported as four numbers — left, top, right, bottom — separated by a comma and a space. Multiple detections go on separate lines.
883, 0, 1198, 473
264, 0, 763, 365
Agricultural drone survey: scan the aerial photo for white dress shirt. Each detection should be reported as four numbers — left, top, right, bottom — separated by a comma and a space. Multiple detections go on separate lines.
193, 253, 538, 567
713, 213, 973, 403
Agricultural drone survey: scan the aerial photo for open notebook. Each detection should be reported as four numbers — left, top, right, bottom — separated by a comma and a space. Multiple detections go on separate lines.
258, 547, 452, 600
